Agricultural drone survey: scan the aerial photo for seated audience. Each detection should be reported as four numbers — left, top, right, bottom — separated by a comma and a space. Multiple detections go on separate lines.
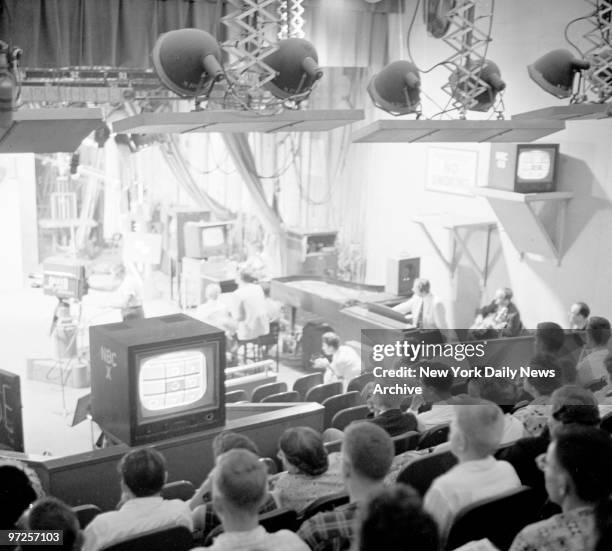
423, 402, 521, 539
19, 496, 82, 551
594, 354, 612, 408
510, 426, 612, 551
353, 485, 440, 551
83, 448, 192, 551
392, 278, 447, 331
312, 332, 361, 389
190, 432, 277, 539
576, 316, 611, 388
298, 422, 394, 551
365, 381, 418, 436
194, 449, 309, 551
497, 385, 601, 499
470, 287, 523, 339
410, 370, 458, 431
193, 283, 235, 335
513, 354, 563, 437
0, 464, 39, 529
569, 301, 590, 331
535, 321, 577, 384
270, 427, 344, 514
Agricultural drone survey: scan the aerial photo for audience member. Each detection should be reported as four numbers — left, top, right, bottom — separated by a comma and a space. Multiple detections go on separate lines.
497, 385, 601, 499
513, 354, 562, 436
569, 302, 590, 331
365, 381, 418, 436
354, 485, 440, 551
19, 497, 82, 551
189, 432, 277, 539
392, 278, 447, 330
410, 370, 457, 431
83, 448, 192, 551
470, 287, 523, 338
510, 426, 612, 551
298, 423, 394, 551
193, 449, 308, 551
535, 322, 576, 384
312, 332, 361, 389
271, 427, 344, 514
423, 402, 521, 539
576, 317, 611, 388
0, 464, 38, 529
594, 354, 612, 408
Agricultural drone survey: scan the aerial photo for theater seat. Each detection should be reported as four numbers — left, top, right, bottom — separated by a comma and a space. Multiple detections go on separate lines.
391, 430, 420, 454
161, 480, 195, 501
252, 381, 288, 402
101, 525, 193, 551
416, 423, 450, 450
293, 373, 324, 401
261, 391, 300, 403
300, 492, 350, 522
446, 486, 539, 551
331, 405, 370, 430
305, 382, 343, 404
322, 391, 359, 428
396, 450, 458, 497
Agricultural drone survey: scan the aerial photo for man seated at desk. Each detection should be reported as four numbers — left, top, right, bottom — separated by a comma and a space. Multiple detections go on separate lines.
313, 332, 361, 389
470, 287, 523, 339
392, 278, 447, 331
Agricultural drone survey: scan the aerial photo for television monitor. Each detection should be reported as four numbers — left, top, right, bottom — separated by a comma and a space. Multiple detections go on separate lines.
184, 222, 229, 258
90, 314, 225, 445
514, 144, 559, 193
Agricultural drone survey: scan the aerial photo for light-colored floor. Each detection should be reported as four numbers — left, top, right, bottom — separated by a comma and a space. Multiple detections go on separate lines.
0, 285, 303, 458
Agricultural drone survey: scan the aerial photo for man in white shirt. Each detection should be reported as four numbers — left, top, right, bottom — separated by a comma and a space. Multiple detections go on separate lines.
193, 448, 308, 551
392, 279, 447, 330
576, 316, 611, 388
313, 332, 361, 389
194, 283, 235, 336
83, 448, 192, 551
232, 270, 269, 341
423, 402, 521, 540
568, 301, 590, 331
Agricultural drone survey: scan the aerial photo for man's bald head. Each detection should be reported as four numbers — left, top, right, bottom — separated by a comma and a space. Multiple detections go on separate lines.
451, 402, 504, 460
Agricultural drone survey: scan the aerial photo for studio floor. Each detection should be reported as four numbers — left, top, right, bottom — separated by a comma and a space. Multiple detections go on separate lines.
0, 285, 304, 458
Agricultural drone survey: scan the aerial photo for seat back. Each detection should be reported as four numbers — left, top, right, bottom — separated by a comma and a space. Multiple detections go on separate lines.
322, 391, 359, 428
251, 381, 288, 403
601, 411, 612, 434
102, 525, 193, 551
261, 391, 300, 403
305, 381, 343, 404
259, 507, 299, 533
161, 480, 195, 501
391, 430, 420, 455
300, 492, 350, 522
293, 373, 324, 400
72, 504, 101, 528
331, 405, 370, 431
323, 439, 343, 454
225, 389, 248, 403
446, 486, 538, 551
396, 450, 458, 496
416, 423, 450, 450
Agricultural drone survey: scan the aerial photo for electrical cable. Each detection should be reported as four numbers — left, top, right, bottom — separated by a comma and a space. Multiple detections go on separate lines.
564, 13, 597, 58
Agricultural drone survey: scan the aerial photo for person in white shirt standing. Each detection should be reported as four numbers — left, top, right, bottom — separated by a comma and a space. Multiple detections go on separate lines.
423, 402, 521, 540
83, 448, 192, 551
232, 270, 269, 341
392, 278, 447, 331
313, 332, 361, 389
193, 448, 309, 551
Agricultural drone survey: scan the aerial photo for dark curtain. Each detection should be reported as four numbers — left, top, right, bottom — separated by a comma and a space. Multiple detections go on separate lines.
0, 0, 223, 68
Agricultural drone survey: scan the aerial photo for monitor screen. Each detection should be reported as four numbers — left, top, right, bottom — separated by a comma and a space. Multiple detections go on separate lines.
515, 144, 558, 183
202, 227, 225, 248
136, 342, 218, 422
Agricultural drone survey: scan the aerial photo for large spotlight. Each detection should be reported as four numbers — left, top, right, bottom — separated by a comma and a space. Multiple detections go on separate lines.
448, 59, 506, 112
262, 38, 323, 99
367, 61, 421, 115
152, 29, 224, 97
527, 49, 590, 99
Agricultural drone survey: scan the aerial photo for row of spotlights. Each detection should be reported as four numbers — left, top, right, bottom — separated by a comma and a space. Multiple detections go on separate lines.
152, 29, 323, 101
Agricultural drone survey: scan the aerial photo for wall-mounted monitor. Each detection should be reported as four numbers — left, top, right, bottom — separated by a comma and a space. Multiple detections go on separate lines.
90, 314, 225, 445
514, 144, 559, 193
184, 221, 230, 259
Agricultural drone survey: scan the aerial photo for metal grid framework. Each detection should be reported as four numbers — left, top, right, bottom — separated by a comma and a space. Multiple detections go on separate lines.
583, 0, 612, 101
277, 0, 305, 39
439, 0, 496, 115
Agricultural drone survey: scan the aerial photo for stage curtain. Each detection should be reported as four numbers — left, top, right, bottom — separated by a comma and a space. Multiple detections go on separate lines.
0, 0, 222, 68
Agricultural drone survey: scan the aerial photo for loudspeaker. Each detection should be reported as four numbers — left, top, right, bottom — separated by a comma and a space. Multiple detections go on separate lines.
386, 257, 420, 296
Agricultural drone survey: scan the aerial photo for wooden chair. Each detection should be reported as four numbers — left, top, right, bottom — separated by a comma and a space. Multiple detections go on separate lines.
300, 492, 350, 522
391, 430, 420, 455
305, 381, 343, 404
293, 373, 324, 401
252, 381, 288, 403
225, 389, 248, 403
446, 486, 538, 551
416, 423, 450, 450
161, 480, 195, 501
396, 450, 458, 497
322, 391, 359, 428
101, 525, 193, 551
72, 504, 101, 528
261, 391, 300, 403
331, 405, 370, 430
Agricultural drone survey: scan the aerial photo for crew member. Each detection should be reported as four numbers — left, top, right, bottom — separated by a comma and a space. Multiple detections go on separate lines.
88, 263, 144, 321
313, 332, 361, 389
392, 278, 446, 330
233, 269, 269, 341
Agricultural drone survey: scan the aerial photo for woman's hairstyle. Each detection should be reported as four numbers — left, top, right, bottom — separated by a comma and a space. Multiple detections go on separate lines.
279, 426, 328, 476
0, 465, 38, 529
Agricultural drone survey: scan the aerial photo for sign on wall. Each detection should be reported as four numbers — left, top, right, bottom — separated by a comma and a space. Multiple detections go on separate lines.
426, 147, 480, 196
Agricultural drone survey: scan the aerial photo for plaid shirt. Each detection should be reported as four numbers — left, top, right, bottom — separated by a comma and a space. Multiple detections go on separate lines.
297, 502, 360, 551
